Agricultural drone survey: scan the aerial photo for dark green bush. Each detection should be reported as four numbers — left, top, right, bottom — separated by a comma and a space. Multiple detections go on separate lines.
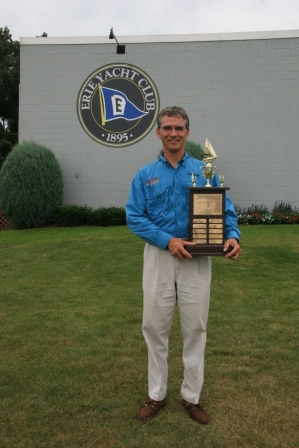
53, 205, 126, 227
53, 205, 93, 227
185, 140, 205, 160
0, 140, 63, 229
90, 207, 126, 227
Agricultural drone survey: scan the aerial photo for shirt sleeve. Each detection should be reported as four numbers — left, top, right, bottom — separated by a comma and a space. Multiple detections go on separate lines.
126, 171, 173, 250
212, 174, 241, 242
224, 195, 241, 241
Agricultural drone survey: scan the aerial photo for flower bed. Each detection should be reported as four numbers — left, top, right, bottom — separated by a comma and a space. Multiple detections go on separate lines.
236, 202, 299, 225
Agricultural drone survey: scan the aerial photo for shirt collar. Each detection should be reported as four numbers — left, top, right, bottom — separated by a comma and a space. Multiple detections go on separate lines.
180, 152, 188, 167
159, 152, 189, 167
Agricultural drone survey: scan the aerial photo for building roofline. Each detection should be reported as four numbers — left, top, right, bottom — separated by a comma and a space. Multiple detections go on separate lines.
20, 29, 299, 45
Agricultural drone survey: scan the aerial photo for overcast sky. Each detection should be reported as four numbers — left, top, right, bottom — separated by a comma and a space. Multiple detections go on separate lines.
2, 0, 299, 41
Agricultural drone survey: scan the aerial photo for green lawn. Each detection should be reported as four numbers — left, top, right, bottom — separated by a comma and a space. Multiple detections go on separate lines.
0, 225, 298, 448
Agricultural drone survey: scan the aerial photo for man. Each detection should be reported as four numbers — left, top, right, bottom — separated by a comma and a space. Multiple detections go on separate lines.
126, 106, 240, 424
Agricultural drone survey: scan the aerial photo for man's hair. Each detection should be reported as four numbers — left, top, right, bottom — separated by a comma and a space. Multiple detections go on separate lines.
157, 106, 190, 130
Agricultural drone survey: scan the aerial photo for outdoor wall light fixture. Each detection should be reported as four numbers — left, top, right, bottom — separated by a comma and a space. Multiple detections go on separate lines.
109, 28, 126, 54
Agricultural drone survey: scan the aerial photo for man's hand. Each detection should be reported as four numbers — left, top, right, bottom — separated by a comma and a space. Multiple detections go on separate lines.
167, 238, 196, 260
223, 238, 241, 260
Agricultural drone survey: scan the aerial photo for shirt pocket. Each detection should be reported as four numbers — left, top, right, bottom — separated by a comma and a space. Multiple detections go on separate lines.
145, 184, 170, 219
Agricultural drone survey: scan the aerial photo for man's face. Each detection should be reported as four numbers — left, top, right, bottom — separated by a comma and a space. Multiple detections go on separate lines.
156, 115, 190, 156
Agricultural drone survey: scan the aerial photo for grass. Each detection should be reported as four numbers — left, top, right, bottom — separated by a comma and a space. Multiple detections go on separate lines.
0, 225, 298, 448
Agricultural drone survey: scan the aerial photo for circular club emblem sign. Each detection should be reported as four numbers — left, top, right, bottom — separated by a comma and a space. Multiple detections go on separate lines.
77, 63, 160, 147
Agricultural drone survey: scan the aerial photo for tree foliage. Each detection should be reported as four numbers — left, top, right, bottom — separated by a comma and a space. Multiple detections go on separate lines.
0, 140, 64, 229
0, 27, 20, 133
0, 27, 19, 167
0, 123, 17, 170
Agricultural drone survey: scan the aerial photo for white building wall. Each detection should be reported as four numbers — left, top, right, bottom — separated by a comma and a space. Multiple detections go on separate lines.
19, 30, 299, 210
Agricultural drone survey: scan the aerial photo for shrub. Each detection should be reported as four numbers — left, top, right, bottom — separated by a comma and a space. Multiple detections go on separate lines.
90, 207, 126, 227
185, 140, 205, 160
0, 140, 63, 229
53, 205, 126, 227
53, 205, 93, 227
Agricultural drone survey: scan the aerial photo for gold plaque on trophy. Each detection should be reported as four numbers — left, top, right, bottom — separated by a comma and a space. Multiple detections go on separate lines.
186, 187, 229, 256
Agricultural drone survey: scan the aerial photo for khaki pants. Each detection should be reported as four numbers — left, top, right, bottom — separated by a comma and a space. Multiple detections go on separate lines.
142, 243, 211, 404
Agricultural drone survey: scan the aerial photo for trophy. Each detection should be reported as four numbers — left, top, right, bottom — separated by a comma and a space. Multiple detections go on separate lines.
200, 139, 217, 187
186, 139, 230, 256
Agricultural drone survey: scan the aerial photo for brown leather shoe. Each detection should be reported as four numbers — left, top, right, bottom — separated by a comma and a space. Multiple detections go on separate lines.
137, 397, 166, 420
182, 399, 210, 424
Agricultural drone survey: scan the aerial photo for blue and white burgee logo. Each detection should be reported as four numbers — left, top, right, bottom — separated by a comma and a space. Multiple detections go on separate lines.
99, 86, 148, 125
77, 63, 160, 148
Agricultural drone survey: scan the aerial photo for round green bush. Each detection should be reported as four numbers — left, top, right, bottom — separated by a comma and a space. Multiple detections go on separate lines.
184, 140, 205, 160
0, 140, 63, 229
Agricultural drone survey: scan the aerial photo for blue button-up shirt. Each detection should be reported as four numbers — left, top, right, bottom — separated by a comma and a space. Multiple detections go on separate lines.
126, 152, 240, 250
